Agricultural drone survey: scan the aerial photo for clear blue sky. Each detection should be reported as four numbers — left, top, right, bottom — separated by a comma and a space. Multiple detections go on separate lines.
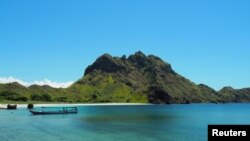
0, 0, 249, 90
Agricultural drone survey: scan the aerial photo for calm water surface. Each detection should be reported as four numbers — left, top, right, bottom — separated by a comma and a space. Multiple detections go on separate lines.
1, 104, 250, 141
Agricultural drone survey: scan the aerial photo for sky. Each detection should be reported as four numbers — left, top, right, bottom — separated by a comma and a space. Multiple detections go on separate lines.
0, 0, 249, 89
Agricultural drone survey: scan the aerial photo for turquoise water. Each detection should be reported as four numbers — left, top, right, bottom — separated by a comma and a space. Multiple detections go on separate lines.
1, 104, 250, 141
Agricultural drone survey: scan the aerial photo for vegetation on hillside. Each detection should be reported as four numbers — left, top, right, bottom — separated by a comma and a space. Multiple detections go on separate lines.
0, 51, 249, 104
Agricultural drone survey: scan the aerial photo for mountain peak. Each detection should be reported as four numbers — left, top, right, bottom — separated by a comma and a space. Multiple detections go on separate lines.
128, 51, 147, 61
7, 82, 25, 88
84, 53, 126, 75
135, 50, 146, 56
99, 53, 113, 60
84, 51, 176, 76
219, 86, 235, 93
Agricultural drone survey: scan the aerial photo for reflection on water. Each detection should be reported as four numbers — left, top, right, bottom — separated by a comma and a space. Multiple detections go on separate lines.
1, 104, 250, 141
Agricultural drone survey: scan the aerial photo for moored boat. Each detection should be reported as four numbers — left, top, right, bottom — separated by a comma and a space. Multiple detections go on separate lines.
30, 106, 78, 115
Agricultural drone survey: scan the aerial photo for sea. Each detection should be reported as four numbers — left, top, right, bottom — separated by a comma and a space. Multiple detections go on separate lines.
1, 104, 250, 141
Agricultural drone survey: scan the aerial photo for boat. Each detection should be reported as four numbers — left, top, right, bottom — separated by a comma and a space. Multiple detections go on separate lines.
7, 104, 17, 110
30, 106, 78, 115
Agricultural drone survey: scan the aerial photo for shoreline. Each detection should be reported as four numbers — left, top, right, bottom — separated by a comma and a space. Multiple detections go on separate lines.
1, 103, 249, 109
0, 103, 150, 108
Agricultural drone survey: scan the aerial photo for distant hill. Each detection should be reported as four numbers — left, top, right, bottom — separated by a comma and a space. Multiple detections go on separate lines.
0, 51, 249, 104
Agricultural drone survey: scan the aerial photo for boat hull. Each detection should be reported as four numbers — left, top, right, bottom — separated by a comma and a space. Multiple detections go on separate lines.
30, 107, 78, 115
30, 110, 78, 115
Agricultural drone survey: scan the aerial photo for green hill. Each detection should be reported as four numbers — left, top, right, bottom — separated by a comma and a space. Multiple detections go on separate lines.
0, 51, 249, 104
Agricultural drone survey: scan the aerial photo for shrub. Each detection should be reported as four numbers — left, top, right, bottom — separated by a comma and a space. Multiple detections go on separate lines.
17, 96, 28, 101
41, 94, 52, 101
27, 103, 34, 109
0, 91, 27, 101
55, 97, 67, 102
31, 94, 41, 101
31, 93, 52, 101
91, 94, 97, 99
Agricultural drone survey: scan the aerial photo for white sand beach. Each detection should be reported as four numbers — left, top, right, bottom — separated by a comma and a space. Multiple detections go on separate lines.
0, 103, 150, 109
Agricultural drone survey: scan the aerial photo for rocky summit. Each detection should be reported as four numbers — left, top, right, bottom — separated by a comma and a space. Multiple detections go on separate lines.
0, 51, 250, 104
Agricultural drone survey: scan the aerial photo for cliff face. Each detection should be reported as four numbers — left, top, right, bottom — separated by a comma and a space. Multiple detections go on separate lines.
0, 51, 250, 104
